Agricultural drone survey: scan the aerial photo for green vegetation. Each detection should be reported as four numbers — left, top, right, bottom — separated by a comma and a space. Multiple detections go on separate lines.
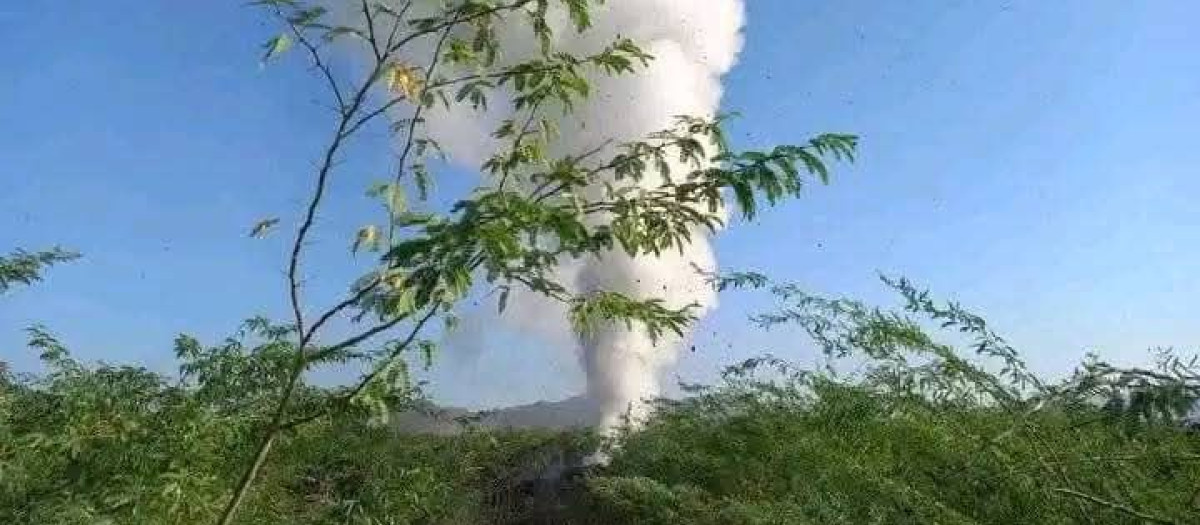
4, 274, 1198, 524
0, 248, 79, 295
3, 1, 1198, 524
199, 2, 856, 522
588, 277, 1200, 525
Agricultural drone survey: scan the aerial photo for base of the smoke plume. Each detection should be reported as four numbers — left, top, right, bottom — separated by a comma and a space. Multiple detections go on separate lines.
586, 403, 649, 466
585, 345, 669, 435
442, 255, 714, 435
576, 247, 718, 435
583, 450, 611, 467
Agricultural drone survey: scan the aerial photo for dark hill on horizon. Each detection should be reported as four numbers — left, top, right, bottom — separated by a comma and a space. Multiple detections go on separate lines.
392, 395, 604, 435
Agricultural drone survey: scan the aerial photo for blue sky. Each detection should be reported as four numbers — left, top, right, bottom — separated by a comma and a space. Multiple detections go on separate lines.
2, 1, 1197, 408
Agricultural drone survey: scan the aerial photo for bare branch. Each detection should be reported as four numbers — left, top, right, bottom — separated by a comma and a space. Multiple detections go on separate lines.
277, 11, 347, 112
286, 60, 382, 342
383, 0, 416, 51
360, 0, 382, 61
301, 276, 385, 347
281, 306, 441, 430
219, 20, 389, 525
308, 309, 418, 364
387, 22, 456, 241
1052, 488, 1181, 525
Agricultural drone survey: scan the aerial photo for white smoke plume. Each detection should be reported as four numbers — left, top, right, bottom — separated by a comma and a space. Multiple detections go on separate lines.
343, 0, 746, 431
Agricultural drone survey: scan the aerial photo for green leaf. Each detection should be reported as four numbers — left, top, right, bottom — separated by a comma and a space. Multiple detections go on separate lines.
323, 26, 366, 42
368, 181, 408, 219
561, 0, 592, 31
0, 247, 79, 294
413, 164, 432, 200
418, 340, 437, 370
260, 34, 292, 65
287, 6, 327, 27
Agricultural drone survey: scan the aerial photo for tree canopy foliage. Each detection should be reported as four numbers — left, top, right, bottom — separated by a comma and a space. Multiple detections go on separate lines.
0, 248, 78, 295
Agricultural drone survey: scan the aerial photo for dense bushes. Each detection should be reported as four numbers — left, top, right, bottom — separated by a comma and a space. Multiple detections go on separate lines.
3, 278, 1198, 524
1, 324, 595, 524
590, 376, 1200, 524
583, 277, 1200, 524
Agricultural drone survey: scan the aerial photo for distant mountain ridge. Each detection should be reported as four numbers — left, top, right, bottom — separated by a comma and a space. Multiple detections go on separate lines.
391, 395, 603, 435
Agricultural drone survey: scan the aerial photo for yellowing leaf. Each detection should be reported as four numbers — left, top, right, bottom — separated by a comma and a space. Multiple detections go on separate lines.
383, 62, 424, 99
386, 272, 407, 289
352, 225, 380, 253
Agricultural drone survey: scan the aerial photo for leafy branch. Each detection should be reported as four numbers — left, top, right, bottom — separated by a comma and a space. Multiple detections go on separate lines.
0, 248, 79, 295
223, 2, 857, 523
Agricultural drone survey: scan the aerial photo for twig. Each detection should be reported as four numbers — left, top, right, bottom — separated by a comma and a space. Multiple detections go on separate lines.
360, 0, 381, 61
381, 1, 414, 51
282, 14, 346, 112
425, 63, 565, 91
302, 277, 384, 345
497, 99, 545, 192
281, 306, 441, 430
1052, 488, 1180, 525
388, 21, 456, 242
387, 0, 538, 54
